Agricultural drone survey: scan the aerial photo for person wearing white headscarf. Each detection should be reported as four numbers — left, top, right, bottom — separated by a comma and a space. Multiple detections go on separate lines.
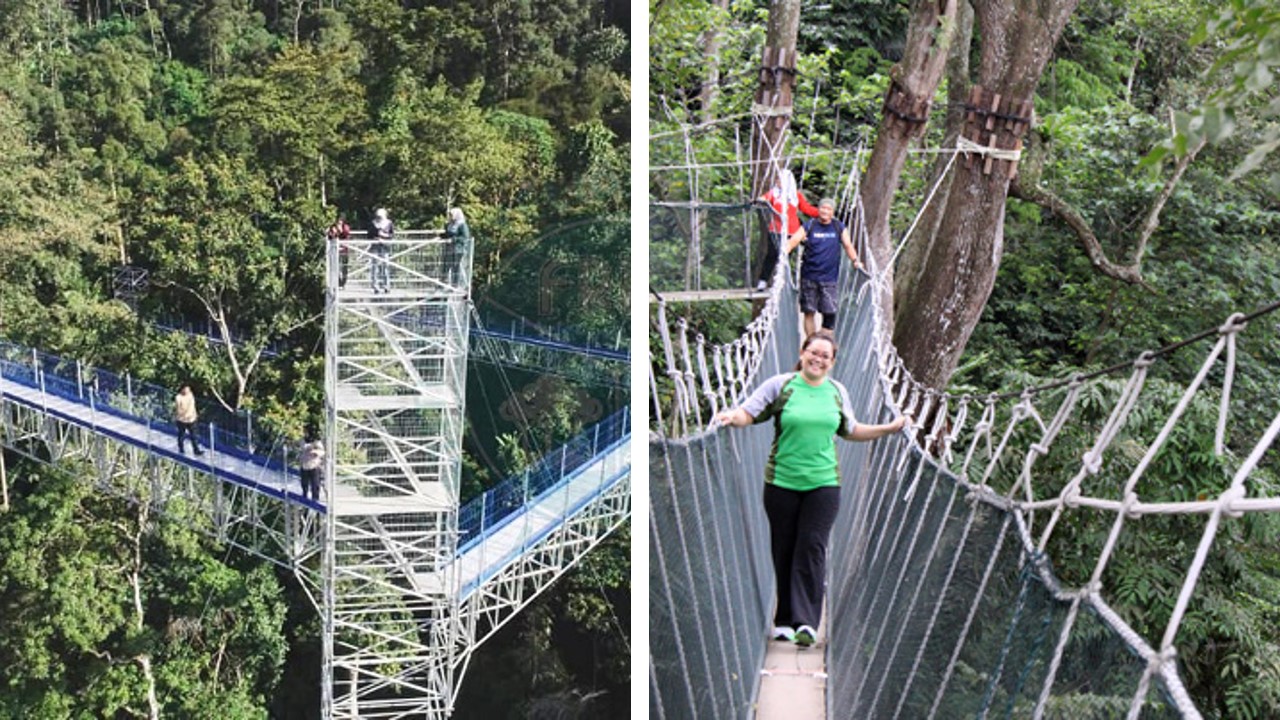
368, 207, 394, 293
757, 169, 820, 290
446, 207, 471, 255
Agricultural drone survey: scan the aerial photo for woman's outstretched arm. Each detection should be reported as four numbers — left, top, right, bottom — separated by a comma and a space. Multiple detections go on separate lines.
842, 416, 907, 441
715, 407, 755, 427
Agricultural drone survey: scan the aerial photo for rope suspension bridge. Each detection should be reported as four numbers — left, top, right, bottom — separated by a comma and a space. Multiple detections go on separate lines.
1, 230, 631, 717
649, 105, 1280, 719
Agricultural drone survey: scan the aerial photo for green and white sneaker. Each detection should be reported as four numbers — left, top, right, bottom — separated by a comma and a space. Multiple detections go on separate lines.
794, 625, 817, 647
771, 626, 795, 642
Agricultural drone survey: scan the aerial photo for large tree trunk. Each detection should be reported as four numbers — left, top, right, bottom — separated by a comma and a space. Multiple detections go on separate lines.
860, 0, 959, 271
893, 0, 1079, 390
893, 0, 974, 314
749, 0, 802, 198
697, 0, 733, 125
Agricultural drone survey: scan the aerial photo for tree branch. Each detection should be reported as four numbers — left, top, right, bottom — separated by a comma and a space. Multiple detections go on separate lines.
154, 281, 252, 412
1133, 134, 1207, 267
1010, 177, 1155, 291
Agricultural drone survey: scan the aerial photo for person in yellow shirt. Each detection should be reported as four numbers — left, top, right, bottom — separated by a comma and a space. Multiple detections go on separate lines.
174, 384, 203, 456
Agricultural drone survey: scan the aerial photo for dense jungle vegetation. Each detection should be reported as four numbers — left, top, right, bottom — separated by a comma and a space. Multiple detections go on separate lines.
0, 0, 630, 717
651, 0, 1279, 716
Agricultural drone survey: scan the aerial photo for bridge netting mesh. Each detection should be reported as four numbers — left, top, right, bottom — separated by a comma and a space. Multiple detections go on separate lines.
649, 117, 1280, 719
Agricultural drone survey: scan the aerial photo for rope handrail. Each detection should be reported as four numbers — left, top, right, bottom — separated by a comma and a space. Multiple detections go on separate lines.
649, 106, 1280, 720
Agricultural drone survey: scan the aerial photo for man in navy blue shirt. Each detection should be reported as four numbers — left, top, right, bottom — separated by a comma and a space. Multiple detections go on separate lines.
785, 198, 862, 337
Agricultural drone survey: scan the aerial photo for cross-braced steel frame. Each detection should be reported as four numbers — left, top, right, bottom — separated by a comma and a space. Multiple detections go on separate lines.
324, 231, 473, 718
459, 451, 631, 655
0, 227, 629, 719
0, 386, 326, 575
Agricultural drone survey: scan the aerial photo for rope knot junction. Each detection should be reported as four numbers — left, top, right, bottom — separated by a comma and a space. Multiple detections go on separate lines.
1220, 485, 1247, 519
1218, 312, 1248, 335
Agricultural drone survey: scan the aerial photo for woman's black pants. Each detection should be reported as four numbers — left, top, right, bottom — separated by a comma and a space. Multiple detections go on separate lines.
763, 483, 841, 630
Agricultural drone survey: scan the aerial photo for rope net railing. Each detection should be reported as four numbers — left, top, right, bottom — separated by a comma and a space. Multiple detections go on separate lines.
649, 114, 1280, 719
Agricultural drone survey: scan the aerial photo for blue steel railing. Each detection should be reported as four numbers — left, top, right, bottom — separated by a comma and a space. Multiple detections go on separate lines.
456, 408, 630, 556
149, 311, 626, 365
0, 340, 295, 479
470, 323, 629, 362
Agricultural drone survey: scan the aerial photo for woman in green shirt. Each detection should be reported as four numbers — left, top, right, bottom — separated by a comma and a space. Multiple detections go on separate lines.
716, 330, 906, 647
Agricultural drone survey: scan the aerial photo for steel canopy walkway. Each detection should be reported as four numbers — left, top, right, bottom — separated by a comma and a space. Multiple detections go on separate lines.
0, 230, 631, 718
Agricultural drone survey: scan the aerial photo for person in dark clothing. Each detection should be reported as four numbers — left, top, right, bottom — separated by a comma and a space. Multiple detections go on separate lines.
327, 213, 352, 289
446, 207, 471, 250
298, 428, 325, 502
369, 208, 394, 293
785, 198, 862, 337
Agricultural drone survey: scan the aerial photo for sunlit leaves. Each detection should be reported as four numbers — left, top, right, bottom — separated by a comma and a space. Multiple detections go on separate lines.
1144, 0, 1280, 190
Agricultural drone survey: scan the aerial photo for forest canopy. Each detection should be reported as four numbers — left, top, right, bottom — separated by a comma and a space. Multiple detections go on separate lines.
0, 0, 631, 717
650, 0, 1279, 717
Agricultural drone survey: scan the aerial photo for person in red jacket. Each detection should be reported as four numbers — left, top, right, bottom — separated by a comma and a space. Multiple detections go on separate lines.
757, 169, 820, 290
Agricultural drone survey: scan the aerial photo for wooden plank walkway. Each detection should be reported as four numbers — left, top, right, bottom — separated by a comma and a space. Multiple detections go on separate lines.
756, 621, 826, 719
650, 288, 769, 303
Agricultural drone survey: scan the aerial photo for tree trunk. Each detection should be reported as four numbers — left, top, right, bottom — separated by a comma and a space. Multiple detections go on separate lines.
893, 0, 1080, 390
860, 0, 959, 271
749, 0, 802, 199
697, 0, 733, 125
127, 503, 161, 720
893, 0, 974, 318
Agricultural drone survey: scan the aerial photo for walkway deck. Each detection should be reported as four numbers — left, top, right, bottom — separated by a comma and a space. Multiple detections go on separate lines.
756, 621, 826, 719
454, 437, 631, 598
1, 375, 311, 506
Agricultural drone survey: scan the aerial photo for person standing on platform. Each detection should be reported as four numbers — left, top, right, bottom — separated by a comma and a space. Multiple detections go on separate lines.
327, 212, 352, 289
174, 384, 203, 456
446, 207, 470, 252
715, 331, 906, 648
785, 198, 862, 338
299, 429, 325, 502
369, 207, 394, 293
756, 168, 820, 291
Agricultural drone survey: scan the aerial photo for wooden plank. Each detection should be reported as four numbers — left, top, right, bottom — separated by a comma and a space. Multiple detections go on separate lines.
650, 288, 771, 303
755, 620, 827, 720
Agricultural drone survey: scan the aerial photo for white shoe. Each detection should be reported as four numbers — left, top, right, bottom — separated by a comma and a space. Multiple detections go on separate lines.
771, 625, 795, 642
755, 279, 768, 291
795, 625, 817, 647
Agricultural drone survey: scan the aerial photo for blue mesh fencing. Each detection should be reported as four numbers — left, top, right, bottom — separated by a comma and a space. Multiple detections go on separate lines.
0, 339, 291, 472
456, 408, 629, 555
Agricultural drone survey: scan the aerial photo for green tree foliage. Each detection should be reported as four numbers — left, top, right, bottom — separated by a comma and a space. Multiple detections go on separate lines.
0, 462, 287, 717
1146, 0, 1280, 194
652, 0, 1278, 715
0, 0, 630, 713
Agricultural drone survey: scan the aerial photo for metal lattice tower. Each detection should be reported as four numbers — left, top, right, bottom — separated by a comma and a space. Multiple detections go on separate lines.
324, 231, 472, 717
0, 228, 630, 718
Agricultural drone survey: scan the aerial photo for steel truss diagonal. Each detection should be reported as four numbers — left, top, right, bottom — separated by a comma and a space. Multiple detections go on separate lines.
0, 388, 326, 573
0, 227, 631, 718
460, 459, 631, 655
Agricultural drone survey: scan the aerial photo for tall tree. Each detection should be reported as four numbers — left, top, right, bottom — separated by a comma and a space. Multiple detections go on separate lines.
862, 0, 1081, 389
749, 0, 802, 198
860, 0, 959, 277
